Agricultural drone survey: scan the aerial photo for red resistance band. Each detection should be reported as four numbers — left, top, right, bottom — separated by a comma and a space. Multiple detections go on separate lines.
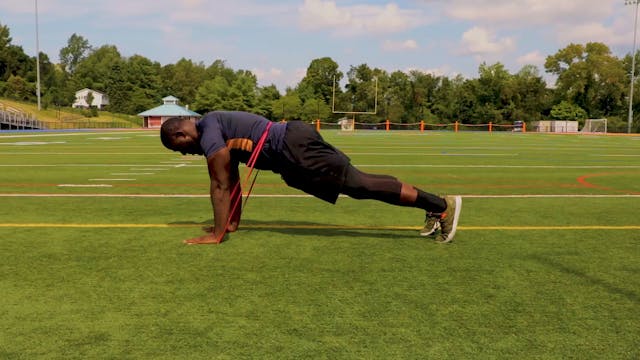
214, 121, 273, 244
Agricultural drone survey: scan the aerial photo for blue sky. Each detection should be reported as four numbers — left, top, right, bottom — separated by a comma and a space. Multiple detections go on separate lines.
0, 0, 636, 90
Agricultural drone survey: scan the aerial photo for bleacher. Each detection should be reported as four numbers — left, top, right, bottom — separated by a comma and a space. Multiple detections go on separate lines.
0, 106, 46, 130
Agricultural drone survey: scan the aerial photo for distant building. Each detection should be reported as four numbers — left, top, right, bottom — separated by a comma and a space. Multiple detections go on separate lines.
72, 88, 110, 109
137, 96, 201, 128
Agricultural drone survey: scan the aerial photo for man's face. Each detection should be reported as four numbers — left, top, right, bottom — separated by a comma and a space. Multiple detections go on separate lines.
170, 130, 204, 156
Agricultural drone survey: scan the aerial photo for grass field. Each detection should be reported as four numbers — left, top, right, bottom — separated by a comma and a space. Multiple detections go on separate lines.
0, 129, 639, 359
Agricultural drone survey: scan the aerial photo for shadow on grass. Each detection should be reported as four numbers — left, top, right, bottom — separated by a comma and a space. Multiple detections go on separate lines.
529, 254, 639, 303
168, 219, 420, 241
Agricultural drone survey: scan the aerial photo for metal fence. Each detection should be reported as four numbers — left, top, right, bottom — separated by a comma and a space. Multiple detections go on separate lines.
0, 109, 45, 130
0, 109, 139, 130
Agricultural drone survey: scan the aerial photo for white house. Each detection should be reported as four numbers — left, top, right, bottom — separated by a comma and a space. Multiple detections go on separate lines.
72, 88, 110, 109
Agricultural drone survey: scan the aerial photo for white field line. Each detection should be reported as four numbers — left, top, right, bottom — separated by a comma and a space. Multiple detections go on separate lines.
88, 178, 136, 181
129, 168, 169, 171
110, 173, 153, 175
0, 164, 176, 167
0, 164, 640, 169
346, 153, 519, 156
1, 193, 639, 199
593, 154, 640, 157
0, 131, 149, 139
0, 152, 169, 155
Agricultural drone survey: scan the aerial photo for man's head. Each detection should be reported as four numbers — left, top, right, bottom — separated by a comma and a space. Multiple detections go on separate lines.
160, 117, 204, 155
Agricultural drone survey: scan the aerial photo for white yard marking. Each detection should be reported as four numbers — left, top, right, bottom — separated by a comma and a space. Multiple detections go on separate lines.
129, 168, 169, 171
88, 178, 136, 181
0, 141, 66, 146
0, 131, 146, 138
0, 164, 638, 169
350, 152, 519, 156
110, 173, 153, 176
90, 137, 130, 140
1, 193, 639, 199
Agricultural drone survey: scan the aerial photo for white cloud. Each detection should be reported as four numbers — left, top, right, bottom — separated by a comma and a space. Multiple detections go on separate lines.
555, 22, 627, 46
517, 51, 545, 66
443, 0, 612, 26
253, 67, 306, 91
382, 39, 419, 52
459, 26, 515, 57
298, 0, 429, 36
404, 65, 455, 77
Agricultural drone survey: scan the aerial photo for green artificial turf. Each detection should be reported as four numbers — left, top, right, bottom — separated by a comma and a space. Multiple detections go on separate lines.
0, 129, 638, 359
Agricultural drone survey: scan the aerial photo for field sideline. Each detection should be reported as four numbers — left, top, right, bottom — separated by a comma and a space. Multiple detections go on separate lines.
0, 129, 639, 359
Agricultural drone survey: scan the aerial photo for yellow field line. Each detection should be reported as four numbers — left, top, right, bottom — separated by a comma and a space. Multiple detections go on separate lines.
0, 223, 639, 230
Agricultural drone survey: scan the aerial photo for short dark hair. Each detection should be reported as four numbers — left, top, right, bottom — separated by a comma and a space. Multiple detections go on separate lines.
160, 117, 186, 149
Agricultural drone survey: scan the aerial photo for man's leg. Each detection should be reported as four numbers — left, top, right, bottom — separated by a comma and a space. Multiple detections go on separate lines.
341, 165, 460, 242
341, 166, 446, 212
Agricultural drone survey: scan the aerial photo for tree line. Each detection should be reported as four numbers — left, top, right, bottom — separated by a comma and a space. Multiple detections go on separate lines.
0, 23, 638, 132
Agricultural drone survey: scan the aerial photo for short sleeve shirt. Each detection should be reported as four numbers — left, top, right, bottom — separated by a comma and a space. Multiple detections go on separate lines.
196, 111, 286, 169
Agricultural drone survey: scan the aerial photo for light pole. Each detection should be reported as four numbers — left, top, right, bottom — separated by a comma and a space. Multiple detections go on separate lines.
626, 0, 639, 133
35, 0, 41, 111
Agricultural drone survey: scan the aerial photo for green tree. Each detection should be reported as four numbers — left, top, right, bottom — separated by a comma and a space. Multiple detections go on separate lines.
0, 23, 32, 83
161, 58, 207, 106
550, 100, 587, 120
6, 75, 32, 101
545, 42, 626, 118
255, 84, 281, 118
297, 57, 342, 104
300, 97, 331, 122
59, 33, 92, 74
72, 44, 122, 91
193, 77, 228, 113
271, 93, 302, 121
509, 65, 549, 122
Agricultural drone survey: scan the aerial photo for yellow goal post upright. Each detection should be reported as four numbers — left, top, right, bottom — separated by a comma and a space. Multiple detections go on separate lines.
331, 76, 378, 133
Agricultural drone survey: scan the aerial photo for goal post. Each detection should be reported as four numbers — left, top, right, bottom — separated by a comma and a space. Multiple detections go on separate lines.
580, 119, 607, 134
331, 76, 378, 132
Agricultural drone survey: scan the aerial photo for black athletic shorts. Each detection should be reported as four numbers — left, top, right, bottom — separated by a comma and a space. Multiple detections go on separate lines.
276, 121, 351, 204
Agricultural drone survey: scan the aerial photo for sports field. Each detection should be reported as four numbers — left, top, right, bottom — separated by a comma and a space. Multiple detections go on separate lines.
0, 129, 638, 359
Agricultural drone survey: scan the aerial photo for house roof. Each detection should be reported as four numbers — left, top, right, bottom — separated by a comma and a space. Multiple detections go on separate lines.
76, 88, 106, 96
137, 104, 201, 117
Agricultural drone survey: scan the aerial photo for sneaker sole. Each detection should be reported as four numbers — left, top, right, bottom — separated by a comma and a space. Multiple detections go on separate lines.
437, 196, 462, 243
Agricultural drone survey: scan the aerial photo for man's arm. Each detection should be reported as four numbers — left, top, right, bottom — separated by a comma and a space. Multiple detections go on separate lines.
227, 161, 241, 232
184, 146, 235, 244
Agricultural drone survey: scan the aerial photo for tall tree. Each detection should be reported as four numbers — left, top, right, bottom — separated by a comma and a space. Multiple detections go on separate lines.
59, 33, 92, 74
297, 57, 342, 104
161, 58, 207, 106
72, 44, 122, 90
545, 42, 626, 117
255, 84, 281, 118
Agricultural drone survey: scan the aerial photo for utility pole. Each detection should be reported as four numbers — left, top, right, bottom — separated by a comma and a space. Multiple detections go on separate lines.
626, 0, 640, 133
35, 0, 41, 111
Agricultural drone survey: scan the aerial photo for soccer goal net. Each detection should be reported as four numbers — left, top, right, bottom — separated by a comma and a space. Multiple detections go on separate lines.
581, 119, 607, 134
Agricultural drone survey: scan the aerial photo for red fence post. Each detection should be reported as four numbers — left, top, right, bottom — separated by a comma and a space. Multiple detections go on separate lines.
386, 119, 390, 131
